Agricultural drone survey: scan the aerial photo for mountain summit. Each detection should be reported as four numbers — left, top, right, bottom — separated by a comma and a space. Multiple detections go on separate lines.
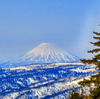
1, 43, 80, 67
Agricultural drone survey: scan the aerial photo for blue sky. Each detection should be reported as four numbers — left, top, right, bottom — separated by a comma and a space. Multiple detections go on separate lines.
0, 0, 100, 63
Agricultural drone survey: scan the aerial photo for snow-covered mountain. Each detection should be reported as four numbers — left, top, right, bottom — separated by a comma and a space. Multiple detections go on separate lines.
0, 43, 80, 67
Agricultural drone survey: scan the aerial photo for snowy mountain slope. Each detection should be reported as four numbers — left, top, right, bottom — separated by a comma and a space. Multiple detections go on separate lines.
0, 63, 97, 99
0, 43, 80, 67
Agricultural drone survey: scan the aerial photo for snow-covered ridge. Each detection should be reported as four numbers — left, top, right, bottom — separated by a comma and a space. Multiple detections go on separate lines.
0, 43, 80, 67
9, 62, 84, 71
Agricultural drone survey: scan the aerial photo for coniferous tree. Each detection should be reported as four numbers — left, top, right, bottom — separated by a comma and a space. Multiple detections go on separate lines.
68, 88, 86, 99
68, 88, 80, 99
68, 30, 100, 99
79, 31, 100, 99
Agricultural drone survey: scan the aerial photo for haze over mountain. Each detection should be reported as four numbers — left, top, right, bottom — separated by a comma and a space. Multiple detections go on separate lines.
0, 43, 80, 67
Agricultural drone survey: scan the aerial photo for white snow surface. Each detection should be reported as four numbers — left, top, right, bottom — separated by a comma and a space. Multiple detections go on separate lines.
71, 67, 96, 73
5, 43, 80, 67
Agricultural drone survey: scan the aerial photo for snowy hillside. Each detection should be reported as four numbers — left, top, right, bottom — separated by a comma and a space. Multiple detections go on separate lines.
0, 63, 97, 99
0, 43, 80, 67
